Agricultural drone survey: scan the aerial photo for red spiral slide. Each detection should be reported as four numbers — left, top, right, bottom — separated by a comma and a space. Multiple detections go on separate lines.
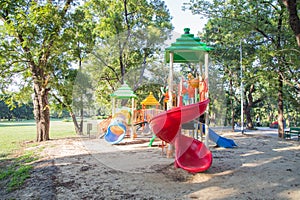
149, 99, 212, 173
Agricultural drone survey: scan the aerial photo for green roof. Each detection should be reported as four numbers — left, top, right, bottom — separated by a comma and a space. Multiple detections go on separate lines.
111, 82, 136, 99
165, 28, 214, 63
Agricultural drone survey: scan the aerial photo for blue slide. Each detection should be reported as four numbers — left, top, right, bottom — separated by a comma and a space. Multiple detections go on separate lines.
104, 120, 127, 144
208, 128, 237, 148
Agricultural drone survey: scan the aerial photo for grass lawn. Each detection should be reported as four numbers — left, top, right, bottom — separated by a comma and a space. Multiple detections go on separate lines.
0, 119, 75, 158
0, 119, 76, 191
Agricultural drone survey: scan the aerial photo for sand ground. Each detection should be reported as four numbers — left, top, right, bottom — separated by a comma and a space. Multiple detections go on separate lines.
1, 128, 300, 200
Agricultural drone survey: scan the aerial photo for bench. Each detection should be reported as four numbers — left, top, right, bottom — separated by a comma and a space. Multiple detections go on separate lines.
284, 127, 300, 141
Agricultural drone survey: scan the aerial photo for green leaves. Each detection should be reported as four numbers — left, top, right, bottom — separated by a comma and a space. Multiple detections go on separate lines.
81, 0, 173, 104
186, 0, 300, 126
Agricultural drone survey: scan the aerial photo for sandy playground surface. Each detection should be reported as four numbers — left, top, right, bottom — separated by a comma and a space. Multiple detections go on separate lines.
1, 128, 300, 200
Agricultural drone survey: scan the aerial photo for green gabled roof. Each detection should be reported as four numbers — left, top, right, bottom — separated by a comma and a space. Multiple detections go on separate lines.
165, 28, 214, 63
111, 82, 136, 99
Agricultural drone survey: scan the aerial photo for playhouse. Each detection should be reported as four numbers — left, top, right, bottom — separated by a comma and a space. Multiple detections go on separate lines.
104, 82, 137, 144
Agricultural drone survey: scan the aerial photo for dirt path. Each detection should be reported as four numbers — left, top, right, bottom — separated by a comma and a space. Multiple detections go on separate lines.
2, 132, 300, 199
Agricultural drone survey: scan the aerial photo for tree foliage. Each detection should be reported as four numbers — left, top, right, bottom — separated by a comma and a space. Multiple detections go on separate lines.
0, 0, 84, 141
0, 95, 34, 120
185, 0, 300, 135
0, 0, 173, 140
80, 0, 173, 108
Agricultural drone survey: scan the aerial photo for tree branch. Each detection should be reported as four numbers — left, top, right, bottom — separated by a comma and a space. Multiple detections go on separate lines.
282, 0, 300, 47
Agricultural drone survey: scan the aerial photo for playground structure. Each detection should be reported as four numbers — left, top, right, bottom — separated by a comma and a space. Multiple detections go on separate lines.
161, 28, 213, 172
104, 82, 136, 144
149, 28, 237, 173
101, 28, 237, 173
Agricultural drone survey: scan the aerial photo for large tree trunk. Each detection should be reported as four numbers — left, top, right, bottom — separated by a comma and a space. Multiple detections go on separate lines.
245, 106, 253, 129
33, 81, 50, 142
276, 6, 285, 138
278, 72, 284, 138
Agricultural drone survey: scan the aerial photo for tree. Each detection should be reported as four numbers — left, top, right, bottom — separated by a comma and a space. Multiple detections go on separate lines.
0, 0, 79, 141
50, 7, 96, 135
81, 0, 173, 106
0, 99, 12, 120
0, 94, 34, 120
186, 0, 299, 137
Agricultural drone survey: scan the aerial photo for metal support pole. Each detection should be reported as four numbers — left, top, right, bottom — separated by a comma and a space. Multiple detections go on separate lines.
168, 52, 174, 110
240, 40, 244, 134
131, 97, 135, 139
204, 52, 209, 148
167, 52, 174, 157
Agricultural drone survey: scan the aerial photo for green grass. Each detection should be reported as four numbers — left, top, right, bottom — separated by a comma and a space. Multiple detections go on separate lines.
0, 119, 76, 191
0, 151, 36, 191
0, 119, 75, 158
7, 164, 33, 191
